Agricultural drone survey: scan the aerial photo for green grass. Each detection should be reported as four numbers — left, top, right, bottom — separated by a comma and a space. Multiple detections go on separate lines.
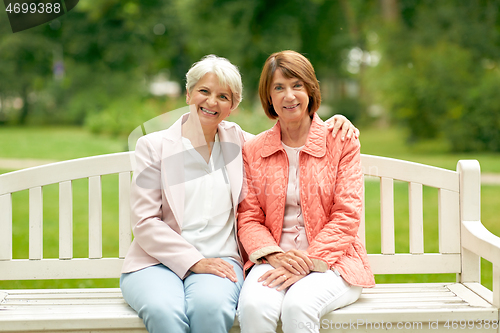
359, 126, 500, 173
0, 126, 126, 160
0, 123, 498, 291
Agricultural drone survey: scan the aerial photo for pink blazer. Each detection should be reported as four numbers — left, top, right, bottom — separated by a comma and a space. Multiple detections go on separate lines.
121, 113, 252, 278
237, 114, 375, 287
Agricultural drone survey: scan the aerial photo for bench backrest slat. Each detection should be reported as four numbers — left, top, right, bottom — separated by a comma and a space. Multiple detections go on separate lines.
29, 187, 43, 260
409, 182, 424, 254
89, 176, 103, 259
380, 177, 395, 255
0, 193, 12, 260
439, 189, 461, 254
59, 181, 73, 259
118, 172, 132, 259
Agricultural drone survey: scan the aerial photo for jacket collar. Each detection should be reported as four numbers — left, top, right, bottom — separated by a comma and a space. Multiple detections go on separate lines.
162, 112, 238, 145
160, 112, 244, 227
261, 113, 327, 158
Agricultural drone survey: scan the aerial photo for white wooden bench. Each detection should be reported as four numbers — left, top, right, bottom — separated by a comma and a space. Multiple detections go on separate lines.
0, 152, 498, 332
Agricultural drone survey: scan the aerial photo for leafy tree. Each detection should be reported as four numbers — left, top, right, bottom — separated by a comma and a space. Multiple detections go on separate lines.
365, 0, 500, 151
0, 19, 53, 124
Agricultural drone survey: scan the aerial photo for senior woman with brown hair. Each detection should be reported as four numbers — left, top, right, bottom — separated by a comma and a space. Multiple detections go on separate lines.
236, 50, 375, 333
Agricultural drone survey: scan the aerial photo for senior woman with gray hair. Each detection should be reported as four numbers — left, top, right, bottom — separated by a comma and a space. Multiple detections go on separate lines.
119, 54, 358, 333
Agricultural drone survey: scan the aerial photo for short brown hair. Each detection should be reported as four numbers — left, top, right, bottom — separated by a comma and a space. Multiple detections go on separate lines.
259, 50, 321, 119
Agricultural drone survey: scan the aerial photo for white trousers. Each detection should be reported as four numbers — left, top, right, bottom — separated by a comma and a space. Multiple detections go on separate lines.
237, 264, 362, 333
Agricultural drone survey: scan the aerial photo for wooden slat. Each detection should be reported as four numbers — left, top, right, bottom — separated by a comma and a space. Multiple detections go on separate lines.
0, 311, 145, 332
409, 182, 424, 254
438, 189, 460, 253
493, 264, 500, 307
358, 177, 366, 246
7, 293, 124, 300
119, 172, 132, 258
380, 177, 395, 254
0, 193, 12, 260
6, 296, 126, 308
323, 283, 498, 325
460, 248, 481, 283
368, 253, 461, 274
447, 283, 494, 307
59, 181, 73, 259
3, 288, 124, 295
0, 152, 134, 195
361, 154, 459, 192
0, 258, 124, 280
463, 282, 494, 305
29, 187, 43, 260
89, 176, 102, 259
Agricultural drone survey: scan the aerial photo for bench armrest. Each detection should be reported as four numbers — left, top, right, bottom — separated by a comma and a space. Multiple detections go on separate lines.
462, 220, 500, 307
462, 220, 500, 267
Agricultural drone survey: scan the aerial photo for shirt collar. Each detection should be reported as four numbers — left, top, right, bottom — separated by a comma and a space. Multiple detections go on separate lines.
261, 113, 327, 158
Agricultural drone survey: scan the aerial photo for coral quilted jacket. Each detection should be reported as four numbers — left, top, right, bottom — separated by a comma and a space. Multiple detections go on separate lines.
237, 114, 375, 287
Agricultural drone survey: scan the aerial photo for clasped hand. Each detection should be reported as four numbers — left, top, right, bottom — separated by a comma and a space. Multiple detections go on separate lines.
260, 250, 314, 291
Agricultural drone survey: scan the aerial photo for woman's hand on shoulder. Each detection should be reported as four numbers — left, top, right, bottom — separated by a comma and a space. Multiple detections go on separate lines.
190, 258, 238, 282
265, 249, 314, 275
258, 266, 305, 291
325, 114, 359, 141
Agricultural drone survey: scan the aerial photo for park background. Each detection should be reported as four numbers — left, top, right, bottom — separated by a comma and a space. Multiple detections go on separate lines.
0, 0, 499, 290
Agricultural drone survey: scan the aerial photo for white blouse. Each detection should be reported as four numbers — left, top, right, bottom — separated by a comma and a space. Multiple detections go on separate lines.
180, 133, 240, 262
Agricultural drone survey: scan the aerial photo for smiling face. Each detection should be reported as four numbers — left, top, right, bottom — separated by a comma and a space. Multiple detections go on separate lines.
270, 70, 310, 125
186, 72, 233, 132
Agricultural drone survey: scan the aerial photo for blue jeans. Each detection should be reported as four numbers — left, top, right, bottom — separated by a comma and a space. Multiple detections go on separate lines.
120, 257, 243, 333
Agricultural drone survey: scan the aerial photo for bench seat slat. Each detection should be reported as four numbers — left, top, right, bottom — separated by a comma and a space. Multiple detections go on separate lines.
5, 299, 128, 305
7, 292, 124, 300
328, 307, 498, 325
2, 288, 123, 295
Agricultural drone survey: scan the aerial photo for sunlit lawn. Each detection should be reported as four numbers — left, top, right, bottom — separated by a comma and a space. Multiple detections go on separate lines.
0, 121, 498, 290
358, 125, 500, 173
0, 126, 126, 160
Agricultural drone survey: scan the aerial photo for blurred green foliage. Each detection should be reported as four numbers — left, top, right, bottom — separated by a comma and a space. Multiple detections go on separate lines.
367, 0, 500, 151
1, 0, 500, 151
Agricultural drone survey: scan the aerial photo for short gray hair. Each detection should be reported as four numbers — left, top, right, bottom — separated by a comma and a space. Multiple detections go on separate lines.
186, 55, 243, 109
